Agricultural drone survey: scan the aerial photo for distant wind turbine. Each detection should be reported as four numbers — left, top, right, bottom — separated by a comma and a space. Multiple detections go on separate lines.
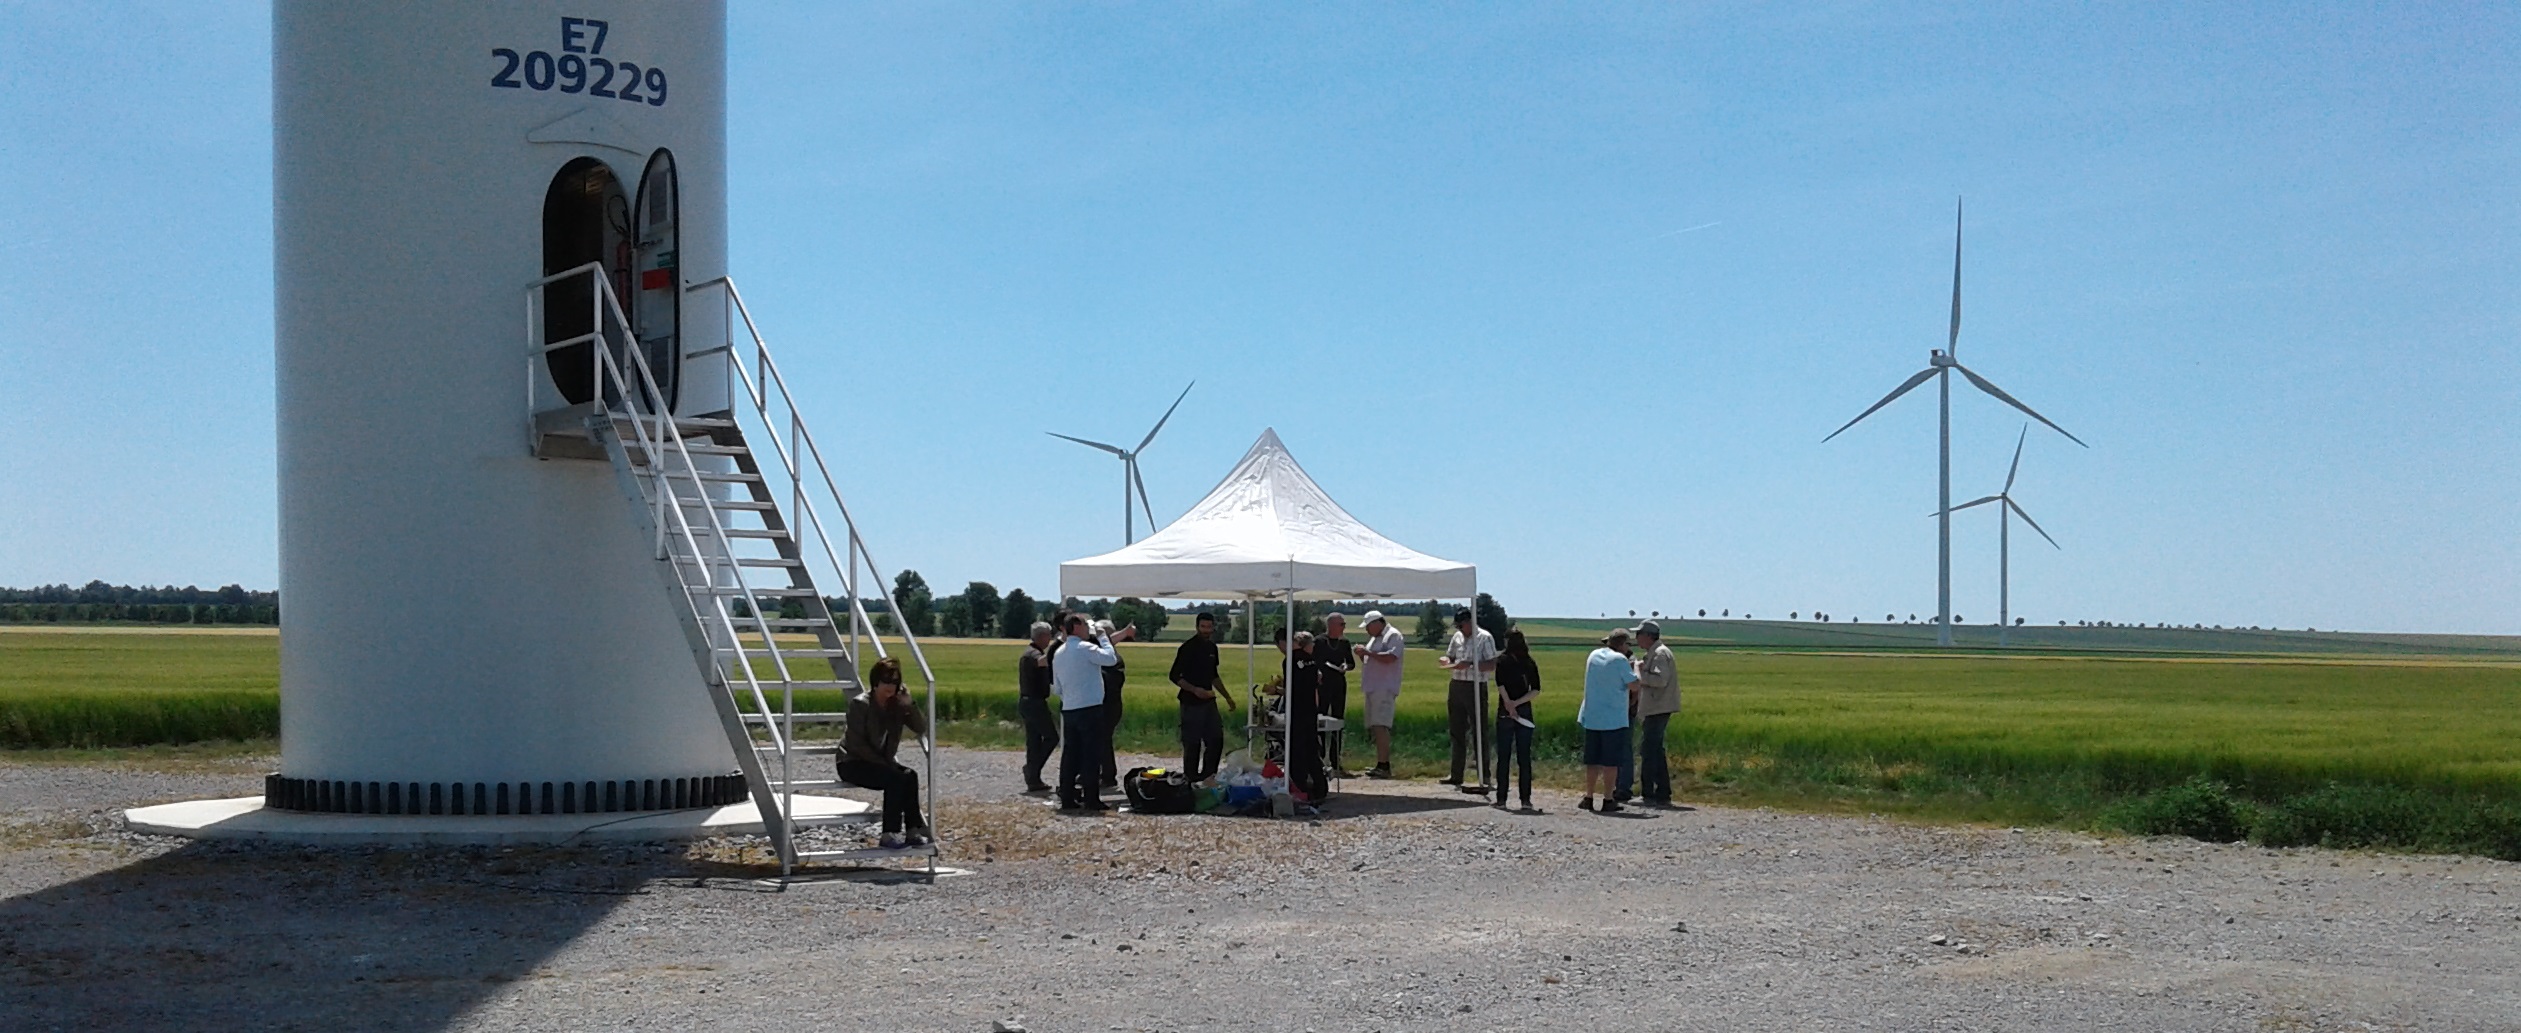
1049, 381, 1194, 545
1825, 199, 2086, 647
1940, 425, 2059, 648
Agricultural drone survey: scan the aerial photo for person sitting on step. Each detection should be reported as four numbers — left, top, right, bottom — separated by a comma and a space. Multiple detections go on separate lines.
838, 656, 929, 848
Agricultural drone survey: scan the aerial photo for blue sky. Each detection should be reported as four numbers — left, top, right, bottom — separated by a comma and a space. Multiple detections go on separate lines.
4, 3, 2515, 632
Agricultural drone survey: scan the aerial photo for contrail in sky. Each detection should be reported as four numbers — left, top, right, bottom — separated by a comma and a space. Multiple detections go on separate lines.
1652, 221, 1722, 239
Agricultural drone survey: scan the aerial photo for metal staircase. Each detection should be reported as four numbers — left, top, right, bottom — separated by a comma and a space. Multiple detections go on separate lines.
526, 262, 938, 877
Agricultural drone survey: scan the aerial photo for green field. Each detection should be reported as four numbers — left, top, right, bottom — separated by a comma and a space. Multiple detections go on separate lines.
6, 627, 2518, 857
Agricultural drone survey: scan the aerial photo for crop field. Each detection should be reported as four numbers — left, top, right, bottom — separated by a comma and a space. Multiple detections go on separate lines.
5, 626, 2518, 856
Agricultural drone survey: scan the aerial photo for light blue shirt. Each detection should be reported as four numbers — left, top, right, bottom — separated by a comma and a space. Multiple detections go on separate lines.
1052, 633, 1119, 710
1579, 647, 1638, 731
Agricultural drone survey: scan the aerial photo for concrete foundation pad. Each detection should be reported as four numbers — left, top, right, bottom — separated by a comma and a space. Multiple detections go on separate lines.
124, 794, 873, 846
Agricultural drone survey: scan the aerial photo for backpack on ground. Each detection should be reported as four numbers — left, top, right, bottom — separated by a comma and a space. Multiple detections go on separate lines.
1123, 766, 1196, 814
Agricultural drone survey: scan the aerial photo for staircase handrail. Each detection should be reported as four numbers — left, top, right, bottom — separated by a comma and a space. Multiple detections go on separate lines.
685, 276, 941, 690
527, 263, 801, 755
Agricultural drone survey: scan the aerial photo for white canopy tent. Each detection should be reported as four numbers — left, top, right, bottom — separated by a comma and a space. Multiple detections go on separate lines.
1060, 429, 1485, 793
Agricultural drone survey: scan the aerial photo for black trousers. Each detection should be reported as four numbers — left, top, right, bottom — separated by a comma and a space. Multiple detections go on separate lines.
1059, 704, 1108, 806
1180, 698, 1223, 781
1323, 681, 1350, 770
1289, 687, 1326, 800
1447, 680, 1478, 782
835, 759, 923, 834
1493, 713, 1534, 803
1099, 688, 1125, 786
1018, 694, 1059, 787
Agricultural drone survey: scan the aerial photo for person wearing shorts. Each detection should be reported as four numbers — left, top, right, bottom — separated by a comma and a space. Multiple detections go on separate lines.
1354, 611, 1405, 777
1577, 628, 1639, 814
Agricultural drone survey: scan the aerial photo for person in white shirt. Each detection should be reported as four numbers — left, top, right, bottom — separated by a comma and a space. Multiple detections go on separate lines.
1353, 611, 1406, 778
1436, 607, 1498, 792
1051, 613, 1132, 811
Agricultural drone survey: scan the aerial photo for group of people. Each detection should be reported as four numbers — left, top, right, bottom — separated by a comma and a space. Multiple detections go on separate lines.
1000, 602, 1681, 816
827, 604, 1681, 843
1012, 607, 1412, 812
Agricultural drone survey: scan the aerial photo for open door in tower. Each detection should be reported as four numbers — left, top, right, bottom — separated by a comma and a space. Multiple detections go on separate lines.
542, 157, 629, 406
631, 148, 681, 412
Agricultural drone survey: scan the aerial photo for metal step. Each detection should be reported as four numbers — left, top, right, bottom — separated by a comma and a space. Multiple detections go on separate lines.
695, 585, 820, 598
715, 527, 790, 540
630, 441, 746, 458
611, 413, 738, 430
743, 711, 850, 723
715, 645, 852, 659
673, 555, 804, 569
725, 678, 858, 692
657, 468, 763, 484
798, 845, 940, 864
766, 775, 844, 787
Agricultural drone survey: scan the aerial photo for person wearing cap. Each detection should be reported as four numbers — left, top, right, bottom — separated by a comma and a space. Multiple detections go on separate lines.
1017, 620, 1060, 794
1436, 606, 1499, 791
1169, 610, 1227, 781
1353, 610, 1405, 778
1577, 627, 1640, 813
1092, 619, 1134, 791
1312, 612, 1357, 777
1623, 620, 1681, 806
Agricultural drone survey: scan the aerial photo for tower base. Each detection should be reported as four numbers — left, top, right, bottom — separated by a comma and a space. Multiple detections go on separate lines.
124, 794, 870, 846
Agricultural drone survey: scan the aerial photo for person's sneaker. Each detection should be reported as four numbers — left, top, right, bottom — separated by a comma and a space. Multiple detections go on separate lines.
1022, 783, 1052, 795
1578, 797, 1595, 812
1367, 764, 1392, 779
1519, 798, 1535, 812
1100, 779, 1120, 790
1612, 790, 1633, 804
1601, 800, 1626, 815
878, 832, 905, 849
1459, 784, 1488, 795
1078, 800, 1111, 813
1437, 777, 1462, 786
902, 829, 930, 847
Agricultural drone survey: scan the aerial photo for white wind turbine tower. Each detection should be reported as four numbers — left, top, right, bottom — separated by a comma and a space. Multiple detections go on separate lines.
1942, 425, 2059, 647
1049, 381, 1195, 545
1825, 200, 2086, 647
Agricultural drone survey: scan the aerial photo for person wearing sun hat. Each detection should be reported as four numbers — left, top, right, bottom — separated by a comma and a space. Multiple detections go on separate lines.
1354, 610, 1405, 778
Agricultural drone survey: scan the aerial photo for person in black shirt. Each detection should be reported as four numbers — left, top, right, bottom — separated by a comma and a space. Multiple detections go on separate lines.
1275, 627, 1328, 802
1017, 621, 1058, 793
1169, 611, 1227, 780
1492, 628, 1541, 812
1096, 620, 1130, 791
1312, 613, 1357, 777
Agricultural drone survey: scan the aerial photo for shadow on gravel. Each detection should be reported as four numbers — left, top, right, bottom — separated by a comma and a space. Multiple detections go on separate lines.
1314, 787, 1494, 820
0, 841, 641, 1033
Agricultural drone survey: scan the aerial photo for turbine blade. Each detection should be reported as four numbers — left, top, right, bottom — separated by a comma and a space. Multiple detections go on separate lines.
2008, 497, 2060, 548
1047, 431, 1126, 456
1948, 198, 1964, 356
1954, 364, 2087, 447
2004, 424, 2027, 492
1134, 381, 1195, 454
1934, 494, 2002, 517
1132, 461, 1157, 530
1823, 367, 1939, 442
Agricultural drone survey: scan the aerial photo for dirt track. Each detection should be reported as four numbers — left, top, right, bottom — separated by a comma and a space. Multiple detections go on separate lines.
2, 749, 2516, 1032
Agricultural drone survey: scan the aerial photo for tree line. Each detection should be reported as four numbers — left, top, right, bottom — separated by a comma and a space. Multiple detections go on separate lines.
0, 581, 278, 625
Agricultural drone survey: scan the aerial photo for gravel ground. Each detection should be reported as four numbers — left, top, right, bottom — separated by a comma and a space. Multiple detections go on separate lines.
2, 748, 2515, 1033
